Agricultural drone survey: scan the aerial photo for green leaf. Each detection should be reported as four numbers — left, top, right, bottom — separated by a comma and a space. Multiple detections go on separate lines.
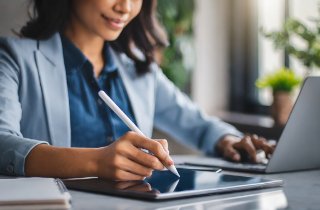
261, 9, 320, 69
256, 67, 302, 92
157, 0, 195, 89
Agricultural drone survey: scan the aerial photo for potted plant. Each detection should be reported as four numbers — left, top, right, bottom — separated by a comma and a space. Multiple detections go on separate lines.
259, 12, 320, 126
256, 67, 302, 126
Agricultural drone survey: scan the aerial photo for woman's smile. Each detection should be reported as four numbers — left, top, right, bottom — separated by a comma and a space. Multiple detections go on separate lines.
64, 0, 143, 41
101, 14, 127, 30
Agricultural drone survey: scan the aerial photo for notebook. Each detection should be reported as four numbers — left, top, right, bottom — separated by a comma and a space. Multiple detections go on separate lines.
0, 177, 71, 210
177, 76, 320, 173
63, 168, 283, 200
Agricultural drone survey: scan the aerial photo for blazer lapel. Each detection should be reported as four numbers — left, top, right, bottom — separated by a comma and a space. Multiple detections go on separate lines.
111, 51, 155, 137
34, 34, 71, 146
34, 35, 154, 144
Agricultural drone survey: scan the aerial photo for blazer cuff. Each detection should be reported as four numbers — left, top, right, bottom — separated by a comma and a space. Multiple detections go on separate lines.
0, 134, 49, 176
200, 125, 243, 156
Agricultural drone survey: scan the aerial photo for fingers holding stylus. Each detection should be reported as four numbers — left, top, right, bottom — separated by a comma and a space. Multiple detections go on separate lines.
128, 132, 174, 167
97, 132, 169, 180
113, 155, 154, 177
114, 132, 164, 170
155, 139, 169, 154
112, 170, 146, 181
125, 143, 165, 171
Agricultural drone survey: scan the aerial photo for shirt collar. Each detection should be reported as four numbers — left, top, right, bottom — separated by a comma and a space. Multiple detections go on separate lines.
61, 35, 118, 75
61, 35, 88, 71
104, 44, 117, 73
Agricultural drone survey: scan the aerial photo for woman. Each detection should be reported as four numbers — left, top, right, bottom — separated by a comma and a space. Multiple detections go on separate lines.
0, 0, 274, 180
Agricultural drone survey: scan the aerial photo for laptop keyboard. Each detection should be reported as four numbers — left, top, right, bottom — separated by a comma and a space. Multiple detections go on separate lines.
180, 156, 268, 172
219, 161, 267, 171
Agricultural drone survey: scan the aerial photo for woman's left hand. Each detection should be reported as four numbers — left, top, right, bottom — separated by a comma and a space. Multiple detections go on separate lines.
216, 134, 276, 163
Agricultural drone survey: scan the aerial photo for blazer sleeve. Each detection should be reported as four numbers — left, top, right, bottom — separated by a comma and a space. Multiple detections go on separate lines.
0, 38, 48, 176
152, 64, 242, 156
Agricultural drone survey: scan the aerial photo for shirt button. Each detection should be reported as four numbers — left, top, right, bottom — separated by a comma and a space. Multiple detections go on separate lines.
6, 164, 14, 174
97, 99, 103, 105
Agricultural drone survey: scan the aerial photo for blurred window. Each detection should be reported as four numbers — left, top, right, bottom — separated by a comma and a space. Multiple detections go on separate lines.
230, 0, 319, 113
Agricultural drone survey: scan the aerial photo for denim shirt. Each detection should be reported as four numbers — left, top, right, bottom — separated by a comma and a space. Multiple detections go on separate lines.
61, 36, 136, 147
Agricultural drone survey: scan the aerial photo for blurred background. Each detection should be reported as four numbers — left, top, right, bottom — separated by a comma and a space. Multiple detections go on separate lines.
0, 0, 318, 154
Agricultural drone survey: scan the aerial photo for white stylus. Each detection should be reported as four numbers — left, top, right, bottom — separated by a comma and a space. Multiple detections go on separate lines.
98, 90, 180, 177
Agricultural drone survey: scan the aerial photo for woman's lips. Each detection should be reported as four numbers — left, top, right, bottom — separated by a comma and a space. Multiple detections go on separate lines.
102, 15, 126, 30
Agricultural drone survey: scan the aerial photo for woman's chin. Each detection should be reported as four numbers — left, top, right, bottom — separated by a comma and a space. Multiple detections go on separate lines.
100, 31, 122, 41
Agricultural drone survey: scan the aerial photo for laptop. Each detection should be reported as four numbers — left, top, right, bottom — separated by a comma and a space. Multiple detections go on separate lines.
177, 76, 320, 173
63, 168, 282, 200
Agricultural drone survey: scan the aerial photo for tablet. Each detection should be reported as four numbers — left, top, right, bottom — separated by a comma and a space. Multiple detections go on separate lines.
63, 168, 283, 200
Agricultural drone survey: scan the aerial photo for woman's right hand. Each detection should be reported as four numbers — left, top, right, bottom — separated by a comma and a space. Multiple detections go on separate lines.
94, 131, 173, 181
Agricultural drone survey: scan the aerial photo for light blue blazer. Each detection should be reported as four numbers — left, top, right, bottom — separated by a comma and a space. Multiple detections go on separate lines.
0, 33, 241, 176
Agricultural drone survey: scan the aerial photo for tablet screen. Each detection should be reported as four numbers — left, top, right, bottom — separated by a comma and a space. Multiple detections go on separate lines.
63, 168, 282, 200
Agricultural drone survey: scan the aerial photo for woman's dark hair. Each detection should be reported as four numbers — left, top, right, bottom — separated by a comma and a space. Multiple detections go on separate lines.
20, 0, 168, 74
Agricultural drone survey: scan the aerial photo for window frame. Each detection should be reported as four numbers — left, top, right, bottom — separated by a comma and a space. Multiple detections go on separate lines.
228, 0, 290, 115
